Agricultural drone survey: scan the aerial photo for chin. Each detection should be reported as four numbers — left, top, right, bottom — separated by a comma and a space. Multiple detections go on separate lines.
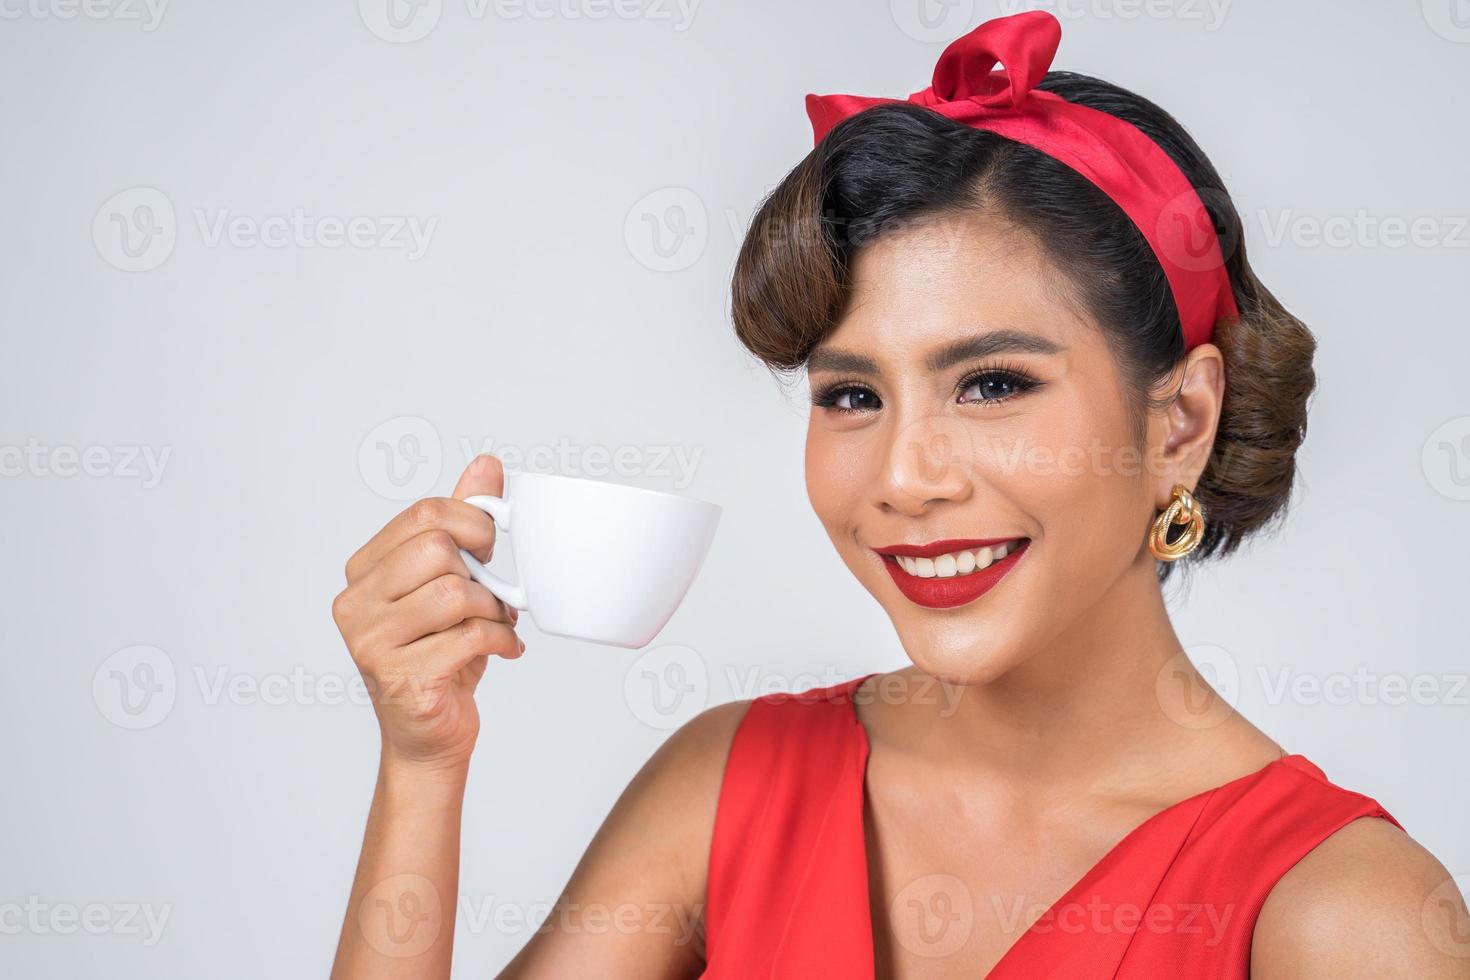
893, 620, 1024, 688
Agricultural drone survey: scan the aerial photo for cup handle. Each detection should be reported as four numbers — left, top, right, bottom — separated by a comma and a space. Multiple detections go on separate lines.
458, 494, 529, 611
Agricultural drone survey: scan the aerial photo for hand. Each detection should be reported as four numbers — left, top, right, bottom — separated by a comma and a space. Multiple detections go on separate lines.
332, 454, 523, 774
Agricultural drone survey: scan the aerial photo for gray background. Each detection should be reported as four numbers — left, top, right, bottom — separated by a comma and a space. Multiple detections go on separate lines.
2, 0, 1467, 975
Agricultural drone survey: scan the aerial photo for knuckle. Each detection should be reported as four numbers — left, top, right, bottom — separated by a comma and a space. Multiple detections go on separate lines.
432, 573, 468, 609
460, 617, 514, 653
458, 617, 493, 646
418, 529, 458, 564
407, 497, 448, 531
331, 587, 358, 626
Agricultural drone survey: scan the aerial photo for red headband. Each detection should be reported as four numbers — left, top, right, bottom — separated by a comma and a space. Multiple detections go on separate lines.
805, 10, 1238, 350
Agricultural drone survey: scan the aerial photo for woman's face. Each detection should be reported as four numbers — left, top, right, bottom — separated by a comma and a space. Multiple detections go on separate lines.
804, 211, 1171, 685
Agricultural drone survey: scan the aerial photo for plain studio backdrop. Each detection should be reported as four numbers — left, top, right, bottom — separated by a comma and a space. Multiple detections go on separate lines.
2, 0, 1467, 975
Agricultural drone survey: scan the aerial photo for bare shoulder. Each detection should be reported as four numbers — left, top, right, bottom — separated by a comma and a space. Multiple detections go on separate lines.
1251, 815, 1470, 979
496, 697, 754, 978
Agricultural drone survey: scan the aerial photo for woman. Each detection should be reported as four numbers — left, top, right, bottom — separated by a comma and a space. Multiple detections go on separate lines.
329, 12, 1469, 978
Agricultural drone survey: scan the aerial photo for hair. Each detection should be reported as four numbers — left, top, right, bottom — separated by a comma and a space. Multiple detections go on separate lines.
730, 72, 1317, 583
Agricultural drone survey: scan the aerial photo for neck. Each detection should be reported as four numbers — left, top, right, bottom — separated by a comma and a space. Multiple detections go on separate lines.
894, 551, 1232, 795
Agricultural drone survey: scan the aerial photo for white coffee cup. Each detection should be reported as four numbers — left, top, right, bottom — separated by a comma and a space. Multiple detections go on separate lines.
457, 470, 722, 649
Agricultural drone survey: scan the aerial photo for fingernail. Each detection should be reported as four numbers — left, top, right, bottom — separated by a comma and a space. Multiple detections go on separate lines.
517, 637, 526, 653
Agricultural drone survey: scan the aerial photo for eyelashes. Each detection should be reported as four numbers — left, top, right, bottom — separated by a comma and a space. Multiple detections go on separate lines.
809, 361, 1044, 415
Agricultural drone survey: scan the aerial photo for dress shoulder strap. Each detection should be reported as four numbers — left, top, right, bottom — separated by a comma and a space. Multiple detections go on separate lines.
1107, 753, 1405, 977
702, 673, 876, 976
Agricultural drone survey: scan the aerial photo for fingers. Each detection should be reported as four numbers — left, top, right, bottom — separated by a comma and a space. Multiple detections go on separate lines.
345, 494, 498, 583
382, 573, 512, 647
406, 616, 522, 678
361, 528, 474, 602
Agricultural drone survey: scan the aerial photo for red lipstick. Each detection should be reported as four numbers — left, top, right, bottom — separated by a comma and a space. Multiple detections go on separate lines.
873, 538, 1030, 609
872, 537, 1019, 559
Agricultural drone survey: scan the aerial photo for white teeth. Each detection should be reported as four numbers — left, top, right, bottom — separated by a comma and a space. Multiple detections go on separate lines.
892, 541, 1023, 579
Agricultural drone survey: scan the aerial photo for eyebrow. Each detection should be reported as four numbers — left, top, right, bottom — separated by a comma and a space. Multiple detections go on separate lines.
806, 329, 1065, 376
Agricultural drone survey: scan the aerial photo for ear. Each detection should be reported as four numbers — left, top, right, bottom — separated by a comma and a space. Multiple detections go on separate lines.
1150, 343, 1225, 507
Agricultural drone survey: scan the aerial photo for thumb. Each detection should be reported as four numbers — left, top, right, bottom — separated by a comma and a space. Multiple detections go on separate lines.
452, 453, 506, 503
452, 455, 507, 565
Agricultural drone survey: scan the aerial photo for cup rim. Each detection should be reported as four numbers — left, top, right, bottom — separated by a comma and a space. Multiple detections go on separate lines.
506, 468, 721, 512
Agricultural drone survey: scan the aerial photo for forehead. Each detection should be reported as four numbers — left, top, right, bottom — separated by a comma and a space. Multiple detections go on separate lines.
821, 210, 1095, 362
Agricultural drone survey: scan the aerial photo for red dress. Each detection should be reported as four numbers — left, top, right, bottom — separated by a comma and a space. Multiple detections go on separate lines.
700, 672, 1404, 978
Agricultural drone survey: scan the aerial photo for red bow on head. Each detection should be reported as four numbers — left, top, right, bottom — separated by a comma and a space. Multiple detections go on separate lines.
804, 11, 1238, 351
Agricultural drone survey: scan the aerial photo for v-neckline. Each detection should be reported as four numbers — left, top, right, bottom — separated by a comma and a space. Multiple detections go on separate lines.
846, 672, 1296, 978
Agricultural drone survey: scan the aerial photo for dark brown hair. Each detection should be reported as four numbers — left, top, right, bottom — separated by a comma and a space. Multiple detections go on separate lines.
731, 73, 1316, 582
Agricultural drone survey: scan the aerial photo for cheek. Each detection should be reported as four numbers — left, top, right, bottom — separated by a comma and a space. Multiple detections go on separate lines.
804, 424, 863, 529
974, 390, 1145, 545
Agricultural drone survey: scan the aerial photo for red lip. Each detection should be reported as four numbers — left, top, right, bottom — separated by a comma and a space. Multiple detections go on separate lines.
873, 537, 1023, 559
876, 538, 1030, 610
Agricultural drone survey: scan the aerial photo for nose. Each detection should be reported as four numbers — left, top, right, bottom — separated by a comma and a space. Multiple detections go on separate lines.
874, 412, 977, 515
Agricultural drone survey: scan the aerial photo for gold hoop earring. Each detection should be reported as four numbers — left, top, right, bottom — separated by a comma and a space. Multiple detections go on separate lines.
1149, 483, 1205, 561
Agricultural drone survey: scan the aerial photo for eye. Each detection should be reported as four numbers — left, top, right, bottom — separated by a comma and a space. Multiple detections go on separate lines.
811, 381, 881, 414
957, 366, 1041, 405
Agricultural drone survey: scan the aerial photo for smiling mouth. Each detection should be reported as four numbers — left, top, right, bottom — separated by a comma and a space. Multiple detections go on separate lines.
882, 539, 1027, 579
872, 537, 1032, 609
